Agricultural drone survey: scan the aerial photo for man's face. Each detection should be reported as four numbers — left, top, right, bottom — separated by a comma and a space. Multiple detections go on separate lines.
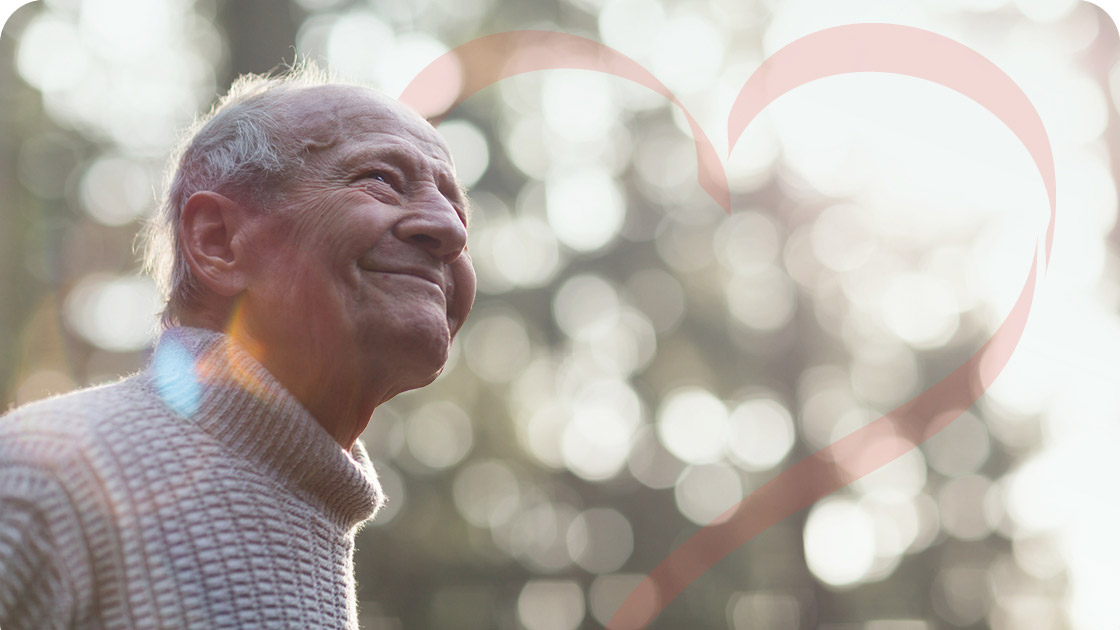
234, 86, 476, 405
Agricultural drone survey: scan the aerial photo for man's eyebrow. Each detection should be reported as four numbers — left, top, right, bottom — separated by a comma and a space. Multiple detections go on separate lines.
341, 144, 423, 172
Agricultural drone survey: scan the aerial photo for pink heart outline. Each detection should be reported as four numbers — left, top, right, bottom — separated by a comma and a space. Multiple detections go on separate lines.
399, 23, 1055, 629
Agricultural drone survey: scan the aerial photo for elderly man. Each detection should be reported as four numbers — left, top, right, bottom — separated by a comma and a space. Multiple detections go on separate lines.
0, 68, 475, 629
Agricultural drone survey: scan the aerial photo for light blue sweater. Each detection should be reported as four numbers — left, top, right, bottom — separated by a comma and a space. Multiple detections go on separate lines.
0, 327, 385, 629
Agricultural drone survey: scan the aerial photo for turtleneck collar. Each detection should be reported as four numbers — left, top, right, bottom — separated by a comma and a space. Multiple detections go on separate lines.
142, 326, 385, 531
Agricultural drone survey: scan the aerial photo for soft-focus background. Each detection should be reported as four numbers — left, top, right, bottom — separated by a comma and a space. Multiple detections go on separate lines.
2, 0, 1119, 628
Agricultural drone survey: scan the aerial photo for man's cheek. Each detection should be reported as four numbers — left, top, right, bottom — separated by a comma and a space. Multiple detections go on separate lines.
459, 260, 478, 307
449, 262, 477, 334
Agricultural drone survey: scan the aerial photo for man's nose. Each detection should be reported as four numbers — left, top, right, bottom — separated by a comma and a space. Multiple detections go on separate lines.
395, 192, 469, 263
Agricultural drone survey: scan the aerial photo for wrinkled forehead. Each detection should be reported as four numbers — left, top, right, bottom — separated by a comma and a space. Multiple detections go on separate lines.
282, 85, 453, 166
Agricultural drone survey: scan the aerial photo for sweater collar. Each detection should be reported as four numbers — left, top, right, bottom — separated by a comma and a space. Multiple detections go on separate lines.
145, 326, 385, 531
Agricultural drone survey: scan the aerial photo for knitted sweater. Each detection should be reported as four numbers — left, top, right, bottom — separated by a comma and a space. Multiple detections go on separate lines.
0, 326, 385, 629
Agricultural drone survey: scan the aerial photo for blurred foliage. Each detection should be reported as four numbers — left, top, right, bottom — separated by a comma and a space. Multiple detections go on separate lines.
3, 0, 1119, 628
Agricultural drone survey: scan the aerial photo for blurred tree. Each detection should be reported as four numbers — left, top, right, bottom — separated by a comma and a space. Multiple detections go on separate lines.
3, 1, 1116, 628
217, 0, 302, 82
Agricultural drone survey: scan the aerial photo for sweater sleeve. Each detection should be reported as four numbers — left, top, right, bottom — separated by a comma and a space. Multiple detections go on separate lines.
0, 471, 78, 630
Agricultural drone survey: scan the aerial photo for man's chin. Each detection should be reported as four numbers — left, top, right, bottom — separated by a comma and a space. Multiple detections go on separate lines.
397, 364, 445, 394
394, 327, 452, 378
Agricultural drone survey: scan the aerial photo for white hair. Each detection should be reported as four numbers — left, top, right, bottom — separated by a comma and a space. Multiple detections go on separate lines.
141, 62, 346, 328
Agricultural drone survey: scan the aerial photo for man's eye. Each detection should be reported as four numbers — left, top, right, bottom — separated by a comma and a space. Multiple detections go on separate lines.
363, 171, 398, 189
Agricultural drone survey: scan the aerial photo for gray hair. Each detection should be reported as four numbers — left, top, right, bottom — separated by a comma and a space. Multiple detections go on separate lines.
142, 62, 344, 328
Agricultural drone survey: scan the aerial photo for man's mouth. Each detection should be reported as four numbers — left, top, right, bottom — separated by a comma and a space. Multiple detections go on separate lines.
362, 267, 446, 293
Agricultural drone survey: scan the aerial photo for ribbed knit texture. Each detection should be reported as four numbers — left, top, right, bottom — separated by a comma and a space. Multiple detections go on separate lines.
0, 327, 385, 629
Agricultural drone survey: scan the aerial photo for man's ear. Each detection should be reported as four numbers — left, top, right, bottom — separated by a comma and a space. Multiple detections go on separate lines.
179, 191, 253, 297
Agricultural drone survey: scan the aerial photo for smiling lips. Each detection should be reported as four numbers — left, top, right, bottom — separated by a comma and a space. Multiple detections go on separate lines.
364, 267, 446, 293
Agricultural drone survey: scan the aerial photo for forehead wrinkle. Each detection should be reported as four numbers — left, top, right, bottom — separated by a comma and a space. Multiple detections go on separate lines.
300, 110, 453, 170
277, 85, 435, 152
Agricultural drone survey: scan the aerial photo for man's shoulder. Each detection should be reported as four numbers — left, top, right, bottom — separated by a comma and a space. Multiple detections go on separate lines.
0, 374, 153, 455
4, 372, 144, 417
